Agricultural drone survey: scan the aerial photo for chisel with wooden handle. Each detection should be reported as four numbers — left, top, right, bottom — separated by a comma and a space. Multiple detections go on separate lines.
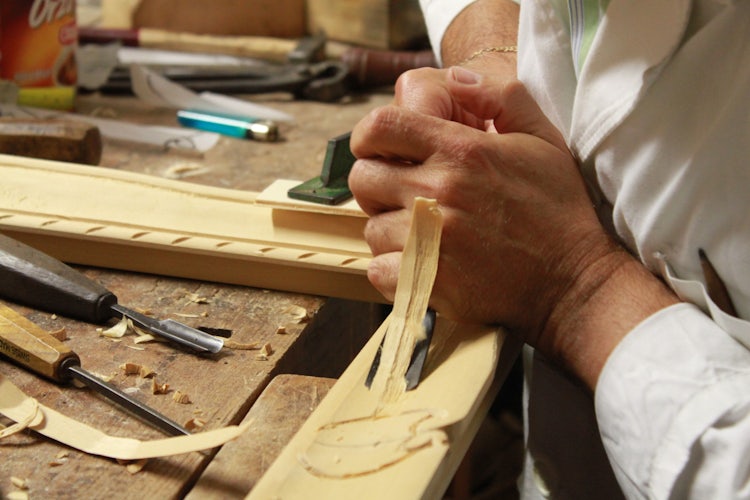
0, 233, 223, 353
0, 302, 189, 436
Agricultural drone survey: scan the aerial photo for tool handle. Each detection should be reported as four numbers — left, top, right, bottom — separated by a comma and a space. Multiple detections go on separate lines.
0, 118, 102, 165
341, 48, 437, 88
0, 303, 79, 382
0, 234, 116, 323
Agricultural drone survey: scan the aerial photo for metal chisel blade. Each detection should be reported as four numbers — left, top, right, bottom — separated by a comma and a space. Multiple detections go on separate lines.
111, 304, 223, 353
365, 308, 436, 391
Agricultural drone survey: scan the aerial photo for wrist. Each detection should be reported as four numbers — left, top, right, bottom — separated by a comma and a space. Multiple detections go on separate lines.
541, 236, 680, 390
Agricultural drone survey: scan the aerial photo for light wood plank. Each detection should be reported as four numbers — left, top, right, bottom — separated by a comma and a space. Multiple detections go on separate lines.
247, 198, 515, 499
0, 154, 381, 302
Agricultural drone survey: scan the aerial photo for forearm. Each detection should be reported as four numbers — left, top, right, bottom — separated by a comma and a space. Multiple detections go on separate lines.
440, 0, 519, 67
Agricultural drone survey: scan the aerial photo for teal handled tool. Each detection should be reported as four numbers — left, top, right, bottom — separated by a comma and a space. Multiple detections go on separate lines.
0, 233, 223, 353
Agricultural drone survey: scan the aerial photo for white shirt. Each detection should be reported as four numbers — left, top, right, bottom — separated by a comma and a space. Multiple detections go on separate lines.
420, 0, 750, 498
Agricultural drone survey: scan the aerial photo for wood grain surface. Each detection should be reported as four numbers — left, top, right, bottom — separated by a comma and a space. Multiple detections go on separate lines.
0, 90, 392, 499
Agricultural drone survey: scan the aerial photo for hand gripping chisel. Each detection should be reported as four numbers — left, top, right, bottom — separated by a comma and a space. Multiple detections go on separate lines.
0, 302, 189, 436
0, 233, 223, 353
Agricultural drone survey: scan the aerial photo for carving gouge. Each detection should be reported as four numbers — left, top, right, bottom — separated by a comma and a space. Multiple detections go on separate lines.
364, 308, 436, 391
0, 234, 223, 353
0, 303, 189, 436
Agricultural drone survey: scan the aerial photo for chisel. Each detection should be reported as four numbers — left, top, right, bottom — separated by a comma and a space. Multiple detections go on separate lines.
0, 302, 189, 436
0, 233, 223, 353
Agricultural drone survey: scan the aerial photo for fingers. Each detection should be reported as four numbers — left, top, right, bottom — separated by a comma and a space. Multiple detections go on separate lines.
446, 67, 569, 152
367, 252, 401, 302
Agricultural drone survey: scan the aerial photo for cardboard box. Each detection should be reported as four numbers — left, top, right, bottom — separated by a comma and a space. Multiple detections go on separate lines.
102, 0, 306, 38
306, 0, 427, 49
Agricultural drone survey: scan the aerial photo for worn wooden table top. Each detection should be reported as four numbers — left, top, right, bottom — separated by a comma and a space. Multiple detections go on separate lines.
0, 89, 392, 499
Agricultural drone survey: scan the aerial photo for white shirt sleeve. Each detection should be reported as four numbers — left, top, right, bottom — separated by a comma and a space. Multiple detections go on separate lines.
595, 303, 750, 499
418, 0, 478, 65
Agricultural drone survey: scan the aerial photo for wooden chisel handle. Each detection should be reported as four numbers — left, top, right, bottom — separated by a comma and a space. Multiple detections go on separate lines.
341, 48, 437, 88
0, 118, 102, 165
0, 234, 116, 324
0, 303, 79, 382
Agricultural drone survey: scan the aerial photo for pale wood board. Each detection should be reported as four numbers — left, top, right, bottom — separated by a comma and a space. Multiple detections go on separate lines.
247, 198, 514, 499
0, 154, 382, 303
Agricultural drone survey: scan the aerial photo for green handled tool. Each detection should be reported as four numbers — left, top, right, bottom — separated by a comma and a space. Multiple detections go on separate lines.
0, 233, 223, 353
0, 302, 189, 436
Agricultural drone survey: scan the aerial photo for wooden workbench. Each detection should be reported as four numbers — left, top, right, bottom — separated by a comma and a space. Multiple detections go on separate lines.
0, 90, 393, 498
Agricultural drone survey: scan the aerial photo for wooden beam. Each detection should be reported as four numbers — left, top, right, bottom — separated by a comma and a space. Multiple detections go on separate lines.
0, 154, 381, 302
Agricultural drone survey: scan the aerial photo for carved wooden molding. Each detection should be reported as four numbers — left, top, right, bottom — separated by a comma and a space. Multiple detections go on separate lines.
247, 199, 517, 499
0, 154, 380, 302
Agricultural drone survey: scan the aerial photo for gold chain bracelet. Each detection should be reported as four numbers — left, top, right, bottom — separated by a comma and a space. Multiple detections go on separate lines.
459, 46, 518, 65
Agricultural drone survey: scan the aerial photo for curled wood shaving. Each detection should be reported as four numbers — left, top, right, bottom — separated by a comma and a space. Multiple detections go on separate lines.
119, 362, 155, 379
275, 325, 287, 335
7, 491, 28, 500
151, 379, 169, 395
223, 340, 260, 350
283, 305, 310, 323
56, 451, 70, 459
0, 398, 39, 438
48, 327, 67, 341
173, 391, 191, 404
99, 317, 130, 338
185, 418, 206, 431
133, 333, 157, 344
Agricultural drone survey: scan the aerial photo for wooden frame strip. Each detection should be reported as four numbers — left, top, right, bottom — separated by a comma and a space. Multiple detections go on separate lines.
0, 154, 381, 302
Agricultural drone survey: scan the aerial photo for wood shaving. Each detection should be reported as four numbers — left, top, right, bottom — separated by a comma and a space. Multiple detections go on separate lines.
256, 342, 274, 360
275, 325, 287, 335
283, 305, 310, 323
120, 362, 141, 376
173, 391, 191, 404
185, 418, 206, 431
260, 343, 274, 356
50, 314, 58, 320
164, 164, 212, 179
126, 459, 148, 474
133, 333, 157, 344
151, 379, 169, 395
56, 451, 70, 459
223, 339, 260, 350
184, 292, 210, 305
10, 476, 28, 489
7, 491, 28, 500
48, 327, 67, 341
116, 458, 149, 474
139, 365, 156, 378
99, 317, 130, 338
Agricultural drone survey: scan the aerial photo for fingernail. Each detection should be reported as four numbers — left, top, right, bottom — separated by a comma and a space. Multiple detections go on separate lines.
450, 66, 482, 85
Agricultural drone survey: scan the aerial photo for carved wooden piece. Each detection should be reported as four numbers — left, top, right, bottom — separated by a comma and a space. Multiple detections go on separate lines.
0, 154, 381, 302
247, 199, 510, 499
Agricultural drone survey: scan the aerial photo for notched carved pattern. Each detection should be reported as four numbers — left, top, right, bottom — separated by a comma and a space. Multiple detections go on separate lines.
171, 236, 191, 245
298, 252, 317, 260
131, 231, 150, 239
298, 409, 448, 479
85, 226, 105, 234
340, 258, 359, 267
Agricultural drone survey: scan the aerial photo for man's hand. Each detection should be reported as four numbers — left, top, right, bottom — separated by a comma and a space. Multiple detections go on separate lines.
350, 68, 679, 387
